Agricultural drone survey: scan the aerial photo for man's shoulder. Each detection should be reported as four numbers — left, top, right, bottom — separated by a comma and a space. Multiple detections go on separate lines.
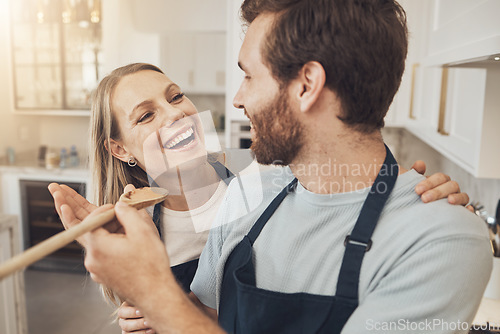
382, 170, 488, 242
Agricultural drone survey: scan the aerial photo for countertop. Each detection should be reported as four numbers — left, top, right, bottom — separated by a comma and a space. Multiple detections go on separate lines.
0, 151, 89, 179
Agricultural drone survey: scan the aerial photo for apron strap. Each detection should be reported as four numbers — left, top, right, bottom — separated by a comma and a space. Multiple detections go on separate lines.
208, 159, 236, 186
152, 202, 163, 238
247, 178, 298, 245
335, 145, 398, 301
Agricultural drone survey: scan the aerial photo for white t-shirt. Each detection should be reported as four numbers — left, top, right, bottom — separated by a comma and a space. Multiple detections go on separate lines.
159, 180, 228, 266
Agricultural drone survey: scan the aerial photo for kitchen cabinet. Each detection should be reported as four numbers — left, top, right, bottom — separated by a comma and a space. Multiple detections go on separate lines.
424, 0, 500, 67
129, 0, 226, 33
9, 0, 103, 114
20, 180, 86, 271
395, 0, 500, 178
0, 215, 28, 334
0, 165, 90, 271
406, 62, 500, 178
161, 32, 226, 95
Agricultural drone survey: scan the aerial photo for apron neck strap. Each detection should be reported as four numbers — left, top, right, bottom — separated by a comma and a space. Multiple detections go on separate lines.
335, 144, 399, 301
247, 178, 298, 245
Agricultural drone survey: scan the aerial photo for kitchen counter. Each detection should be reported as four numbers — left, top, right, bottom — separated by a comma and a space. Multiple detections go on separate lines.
0, 150, 89, 179
0, 152, 91, 251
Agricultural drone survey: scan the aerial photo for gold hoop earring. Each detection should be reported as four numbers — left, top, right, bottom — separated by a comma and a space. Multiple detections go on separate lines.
128, 157, 137, 167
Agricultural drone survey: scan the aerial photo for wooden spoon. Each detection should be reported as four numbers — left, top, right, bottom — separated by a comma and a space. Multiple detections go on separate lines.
0, 187, 168, 280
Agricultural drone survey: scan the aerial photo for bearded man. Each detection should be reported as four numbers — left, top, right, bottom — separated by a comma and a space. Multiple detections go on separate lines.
76, 1, 492, 333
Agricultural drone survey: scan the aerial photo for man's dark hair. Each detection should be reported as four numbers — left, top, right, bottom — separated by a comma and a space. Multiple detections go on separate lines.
240, 0, 408, 133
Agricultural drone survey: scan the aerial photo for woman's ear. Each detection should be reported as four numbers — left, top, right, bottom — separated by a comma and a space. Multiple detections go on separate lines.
107, 139, 130, 163
295, 61, 326, 113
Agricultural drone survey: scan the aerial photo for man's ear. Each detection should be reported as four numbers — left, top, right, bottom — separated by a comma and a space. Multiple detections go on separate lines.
294, 61, 326, 113
106, 139, 130, 163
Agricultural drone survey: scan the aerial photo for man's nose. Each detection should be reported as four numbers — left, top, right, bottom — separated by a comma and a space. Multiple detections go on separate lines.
233, 88, 244, 110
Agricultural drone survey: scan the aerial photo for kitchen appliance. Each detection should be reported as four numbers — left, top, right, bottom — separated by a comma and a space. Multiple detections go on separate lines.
230, 120, 252, 149
19, 180, 86, 273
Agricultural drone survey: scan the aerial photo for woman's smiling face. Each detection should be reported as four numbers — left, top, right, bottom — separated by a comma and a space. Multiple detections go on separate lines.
110, 70, 207, 177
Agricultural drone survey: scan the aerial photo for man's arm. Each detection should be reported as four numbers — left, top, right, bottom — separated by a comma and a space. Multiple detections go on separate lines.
83, 203, 225, 334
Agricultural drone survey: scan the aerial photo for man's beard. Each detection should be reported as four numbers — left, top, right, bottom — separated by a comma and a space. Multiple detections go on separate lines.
249, 89, 304, 166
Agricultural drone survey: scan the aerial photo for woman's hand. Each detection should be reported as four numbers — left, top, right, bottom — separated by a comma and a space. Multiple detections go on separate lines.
48, 183, 125, 247
410, 161, 470, 209
48, 183, 99, 246
118, 301, 155, 334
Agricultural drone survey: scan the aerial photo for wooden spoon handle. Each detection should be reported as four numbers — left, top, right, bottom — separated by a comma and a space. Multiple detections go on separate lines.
0, 208, 115, 280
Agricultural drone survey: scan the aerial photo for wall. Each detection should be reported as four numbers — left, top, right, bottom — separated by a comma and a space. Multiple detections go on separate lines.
384, 127, 500, 215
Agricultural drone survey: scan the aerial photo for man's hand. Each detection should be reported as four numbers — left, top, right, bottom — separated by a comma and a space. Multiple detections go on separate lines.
411, 160, 470, 208
118, 301, 155, 334
84, 203, 223, 333
84, 202, 170, 303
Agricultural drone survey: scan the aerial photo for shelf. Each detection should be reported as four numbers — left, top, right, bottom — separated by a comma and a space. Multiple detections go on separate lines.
31, 239, 83, 254
31, 220, 63, 229
29, 200, 56, 208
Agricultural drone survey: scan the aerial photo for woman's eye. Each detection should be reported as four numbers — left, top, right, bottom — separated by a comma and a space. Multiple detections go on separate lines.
170, 93, 185, 103
138, 111, 154, 123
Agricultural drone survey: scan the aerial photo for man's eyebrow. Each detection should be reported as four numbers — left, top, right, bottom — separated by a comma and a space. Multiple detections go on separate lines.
130, 83, 179, 120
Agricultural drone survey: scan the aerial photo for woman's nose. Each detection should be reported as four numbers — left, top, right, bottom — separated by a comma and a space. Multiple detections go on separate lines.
161, 104, 186, 127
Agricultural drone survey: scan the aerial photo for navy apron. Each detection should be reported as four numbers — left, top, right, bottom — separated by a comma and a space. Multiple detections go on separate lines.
218, 145, 398, 333
152, 156, 235, 292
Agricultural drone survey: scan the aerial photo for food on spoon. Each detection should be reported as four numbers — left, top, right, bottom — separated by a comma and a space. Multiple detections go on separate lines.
119, 187, 168, 209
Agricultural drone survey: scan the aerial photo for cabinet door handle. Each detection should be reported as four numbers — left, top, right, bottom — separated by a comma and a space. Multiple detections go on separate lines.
409, 63, 419, 120
438, 67, 450, 136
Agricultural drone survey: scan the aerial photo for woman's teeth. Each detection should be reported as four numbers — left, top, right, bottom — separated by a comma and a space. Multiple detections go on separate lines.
165, 127, 194, 149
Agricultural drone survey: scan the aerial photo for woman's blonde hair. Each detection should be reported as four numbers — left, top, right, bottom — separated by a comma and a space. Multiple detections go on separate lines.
89, 63, 164, 305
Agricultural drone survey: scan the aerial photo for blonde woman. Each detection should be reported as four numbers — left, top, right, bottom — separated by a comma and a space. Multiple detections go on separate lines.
49, 63, 469, 334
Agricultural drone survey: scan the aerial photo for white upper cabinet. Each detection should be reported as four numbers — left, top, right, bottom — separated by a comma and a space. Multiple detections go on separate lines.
102, 0, 226, 95
399, 0, 500, 178
129, 0, 226, 33
161, 32, 226, 95
425, 0, 500, 65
